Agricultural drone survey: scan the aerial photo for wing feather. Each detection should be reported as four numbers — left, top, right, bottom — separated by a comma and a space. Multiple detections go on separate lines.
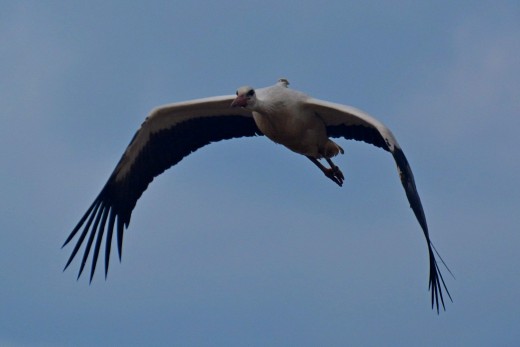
63, 96, 261, 280
305, 98, 451, 312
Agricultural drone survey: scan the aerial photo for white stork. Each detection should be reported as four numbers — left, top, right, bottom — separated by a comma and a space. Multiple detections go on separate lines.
63, 79, 451, 312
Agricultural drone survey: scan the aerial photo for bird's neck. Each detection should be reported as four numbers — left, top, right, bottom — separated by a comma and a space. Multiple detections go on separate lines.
250, 97, 278, 115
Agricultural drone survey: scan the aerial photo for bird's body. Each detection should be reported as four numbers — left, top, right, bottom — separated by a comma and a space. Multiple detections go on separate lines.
241, 81, 341, 158
63, 79, 451, 312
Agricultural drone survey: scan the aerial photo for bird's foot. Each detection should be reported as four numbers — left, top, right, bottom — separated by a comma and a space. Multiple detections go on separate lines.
324, 166, 344, 187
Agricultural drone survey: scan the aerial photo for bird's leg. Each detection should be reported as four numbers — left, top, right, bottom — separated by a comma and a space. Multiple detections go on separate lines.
325, 157, 344, 183
307, 156, 344, 187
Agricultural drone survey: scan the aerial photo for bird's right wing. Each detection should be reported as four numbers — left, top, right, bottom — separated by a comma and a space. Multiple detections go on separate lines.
63, 95, 262, 281
304, 98, 451, 312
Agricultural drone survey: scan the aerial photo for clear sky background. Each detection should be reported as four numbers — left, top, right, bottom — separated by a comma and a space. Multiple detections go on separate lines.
1, 1, 519, 346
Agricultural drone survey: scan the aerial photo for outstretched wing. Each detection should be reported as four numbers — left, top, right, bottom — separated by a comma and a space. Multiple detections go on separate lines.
305, 98, 451, 312
63, 95, 262, 281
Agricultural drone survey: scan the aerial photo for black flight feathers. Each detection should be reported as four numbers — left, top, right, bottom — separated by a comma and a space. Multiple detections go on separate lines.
63, 115, 452, 312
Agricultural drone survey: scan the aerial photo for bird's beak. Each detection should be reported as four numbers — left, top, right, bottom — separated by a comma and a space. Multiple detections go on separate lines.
231, 95, 247, 108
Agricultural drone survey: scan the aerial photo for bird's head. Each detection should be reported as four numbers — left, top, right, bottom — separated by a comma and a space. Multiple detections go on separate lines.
231, 86, 256, 109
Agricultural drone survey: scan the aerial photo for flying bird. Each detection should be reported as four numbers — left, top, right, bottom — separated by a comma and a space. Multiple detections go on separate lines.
63, 78, 451, 312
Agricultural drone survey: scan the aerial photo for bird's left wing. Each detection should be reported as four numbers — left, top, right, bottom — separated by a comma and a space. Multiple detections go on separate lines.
304, 98, 451, 312
63, 95, 261, 281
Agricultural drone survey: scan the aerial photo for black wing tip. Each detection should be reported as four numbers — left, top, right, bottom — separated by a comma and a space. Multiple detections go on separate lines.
61, 239, 71, 249
63, 192, 123, 283
428, 245, 453, 314
390, 147, 453, 313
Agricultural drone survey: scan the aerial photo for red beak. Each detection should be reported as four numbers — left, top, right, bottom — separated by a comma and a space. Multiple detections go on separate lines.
231, 95, 247, 108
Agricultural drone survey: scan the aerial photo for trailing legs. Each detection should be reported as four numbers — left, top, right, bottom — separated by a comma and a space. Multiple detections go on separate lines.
307, 156, 345, 187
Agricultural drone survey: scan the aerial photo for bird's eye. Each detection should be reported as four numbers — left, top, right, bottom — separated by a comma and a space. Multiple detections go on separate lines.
247, 89, 255, 97
235, 90, 238, 96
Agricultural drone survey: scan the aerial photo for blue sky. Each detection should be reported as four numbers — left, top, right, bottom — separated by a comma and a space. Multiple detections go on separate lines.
1, 1, 519, 346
